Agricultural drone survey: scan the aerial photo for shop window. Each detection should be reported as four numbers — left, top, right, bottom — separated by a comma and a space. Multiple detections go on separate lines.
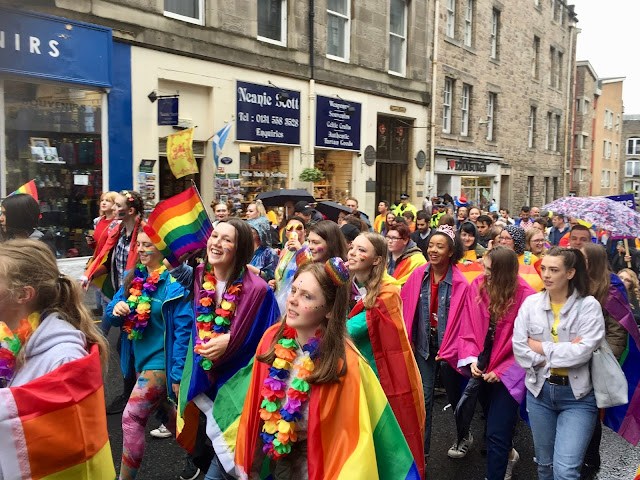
164, 0, 204, 25
313, 150, 352, 203
258, 0, 287, 46
461, 176, 491, 210
158, 139, 204, 202
4, 80, 104, 257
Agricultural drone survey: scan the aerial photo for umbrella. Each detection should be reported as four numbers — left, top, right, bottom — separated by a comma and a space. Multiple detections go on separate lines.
542, 196, 640, 238
256, 189, 315, 208
315, 201, 351, 222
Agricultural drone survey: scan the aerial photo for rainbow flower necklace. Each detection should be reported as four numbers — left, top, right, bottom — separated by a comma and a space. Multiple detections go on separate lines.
123, 263, 166, 340
0, 312, 41, 387
194, 264, 243, 371
259, 325, 320, 460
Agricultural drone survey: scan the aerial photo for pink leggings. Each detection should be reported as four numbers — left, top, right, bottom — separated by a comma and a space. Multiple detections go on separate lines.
120, 370, 176, 480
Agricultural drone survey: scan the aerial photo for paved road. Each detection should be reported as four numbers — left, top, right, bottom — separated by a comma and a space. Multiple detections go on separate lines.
102, 327, 640, 480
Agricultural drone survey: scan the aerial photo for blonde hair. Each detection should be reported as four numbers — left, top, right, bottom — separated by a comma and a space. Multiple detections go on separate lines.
250, 199, 267, 217
618, 268, 640, 303
354, 232, 388, 310
525, 227, 546, 256
0, 240, 108, 371
100, 191, 118, 204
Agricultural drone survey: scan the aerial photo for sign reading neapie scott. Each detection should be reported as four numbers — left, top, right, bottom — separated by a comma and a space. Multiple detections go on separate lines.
315, 95, 361, 151
236, 81, 300, 145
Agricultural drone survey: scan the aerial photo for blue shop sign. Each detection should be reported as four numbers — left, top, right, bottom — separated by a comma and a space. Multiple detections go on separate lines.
606, 193, 636, 210
315, 95, 361, 151
0, 7, 112, 88
236, 81, 300, 145
157, 97, 179, 125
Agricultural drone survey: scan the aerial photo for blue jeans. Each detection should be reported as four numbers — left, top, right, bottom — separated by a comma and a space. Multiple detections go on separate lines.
526, 383, 598, 480
483, 382, 519, 480
204, 454, 226, 480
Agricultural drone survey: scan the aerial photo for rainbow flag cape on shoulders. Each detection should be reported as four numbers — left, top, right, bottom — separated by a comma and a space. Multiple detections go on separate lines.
212, 324, 422, 480
0, 345, 115, 479
457, 258, 484, 284
10, 179, 38, 201
390, 250, 427, 287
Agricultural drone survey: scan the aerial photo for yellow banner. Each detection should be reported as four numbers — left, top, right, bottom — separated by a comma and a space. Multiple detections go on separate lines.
166, 127, 198, 179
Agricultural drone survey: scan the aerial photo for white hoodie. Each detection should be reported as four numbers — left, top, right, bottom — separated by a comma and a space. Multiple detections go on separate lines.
8, 313, 88, 388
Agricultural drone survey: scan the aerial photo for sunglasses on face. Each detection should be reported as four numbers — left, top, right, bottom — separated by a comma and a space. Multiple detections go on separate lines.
286, 224, 304, 232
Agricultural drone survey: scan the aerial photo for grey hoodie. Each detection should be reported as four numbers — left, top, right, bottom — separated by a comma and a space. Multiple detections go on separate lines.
8, 313, 88, 387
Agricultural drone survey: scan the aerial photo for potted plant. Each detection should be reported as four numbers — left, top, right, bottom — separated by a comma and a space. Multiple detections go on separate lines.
299, 168, 325, 183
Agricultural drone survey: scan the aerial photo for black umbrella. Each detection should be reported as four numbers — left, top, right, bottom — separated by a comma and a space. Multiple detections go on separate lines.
255, 189, 315, 208
315, 201, 352, 222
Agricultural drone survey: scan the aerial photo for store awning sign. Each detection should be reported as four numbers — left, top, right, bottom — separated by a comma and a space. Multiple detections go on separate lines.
0, 7, 112, 88
157, 97, 179, 126
315, 95, 361, 151
447, 158, 488, 173
236, 81, 300, 145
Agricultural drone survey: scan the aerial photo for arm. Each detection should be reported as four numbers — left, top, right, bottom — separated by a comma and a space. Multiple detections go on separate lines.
104, 285, 128, 327
604, 312, 628, 361
167, 263, 194, 290
169, 298, 194, 384
512, 298, 547, 371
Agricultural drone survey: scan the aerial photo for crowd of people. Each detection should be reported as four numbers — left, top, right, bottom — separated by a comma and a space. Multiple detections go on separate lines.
2, 188, 640, 480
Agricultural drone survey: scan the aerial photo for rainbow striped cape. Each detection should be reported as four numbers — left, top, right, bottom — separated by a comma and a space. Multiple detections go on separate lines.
10, 179, 38, 201
389, 249, 427, 287
635, 464, 640, 480
518, 252, 544, 292
226, 324, 421, 479
0, 345, 114, 479
144, 186, 213, 268
457, 257, 484, 284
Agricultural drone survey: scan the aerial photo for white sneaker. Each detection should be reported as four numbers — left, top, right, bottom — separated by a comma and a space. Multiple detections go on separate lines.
150, 424, 172, 438
447, 433, 473, 459
504, 448, 519, 480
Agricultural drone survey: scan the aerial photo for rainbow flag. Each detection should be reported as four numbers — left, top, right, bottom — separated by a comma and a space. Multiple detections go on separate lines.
144, 186, 213, 267
635, 464, 640, 480
457, 258, 484, 284
10, 179, 38, 201
0, 345, 115, 479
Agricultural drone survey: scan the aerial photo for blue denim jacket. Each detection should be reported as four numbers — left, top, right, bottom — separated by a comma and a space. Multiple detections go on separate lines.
414, 264, 453, 360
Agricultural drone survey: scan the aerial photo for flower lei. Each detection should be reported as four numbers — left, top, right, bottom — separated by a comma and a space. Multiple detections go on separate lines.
259, 325, 320, 460
0, 313, 40, 387
194, 264, 243, 371
123, 264, 166, 340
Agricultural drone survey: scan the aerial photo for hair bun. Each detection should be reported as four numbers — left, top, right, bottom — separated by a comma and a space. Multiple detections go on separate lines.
324, 257, 350, 287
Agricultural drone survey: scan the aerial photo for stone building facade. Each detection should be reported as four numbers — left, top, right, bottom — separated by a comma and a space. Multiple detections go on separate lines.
622, 115, 640, 202
571, 61, 598, 197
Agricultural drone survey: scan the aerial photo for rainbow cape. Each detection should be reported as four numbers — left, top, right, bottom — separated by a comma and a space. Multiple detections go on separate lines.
10, 179, 38, 201
635, 464, 640, 480
227, 324, 421, 479
0, 345, 114, 479
347, 281, 426, 478
144, 186, 213, 268
389, 249, 427, 287
518, 252, 544, 292
457, 257, 484, 284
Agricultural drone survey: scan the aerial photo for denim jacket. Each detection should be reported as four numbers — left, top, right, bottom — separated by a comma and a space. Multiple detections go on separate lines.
512, 290, 605, 399
413, 264, 453, 360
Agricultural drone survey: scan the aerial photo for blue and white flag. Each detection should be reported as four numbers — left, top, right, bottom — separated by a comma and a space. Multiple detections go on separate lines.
212, 122, 233, 168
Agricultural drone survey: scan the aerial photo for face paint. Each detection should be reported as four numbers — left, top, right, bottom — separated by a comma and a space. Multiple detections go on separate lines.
222, 242, 233, 252
358, 253, 368, 262
304, 305, 324, 310
315, 247, 324, 253
141, 250, 156, 255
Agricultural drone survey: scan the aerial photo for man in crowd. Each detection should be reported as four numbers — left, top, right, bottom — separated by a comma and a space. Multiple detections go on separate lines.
549, 214, 570, 246
430, 199, 447, 227
394, 193, 418, 218
530, 206, 541, 218
499, 207, 515, 225
515, 206, 534, 230
568, 224, 592, 249
294, 200, 323, 224
374, 200, 390, 233
476, 214, 494, 248
411, 210, 431, 257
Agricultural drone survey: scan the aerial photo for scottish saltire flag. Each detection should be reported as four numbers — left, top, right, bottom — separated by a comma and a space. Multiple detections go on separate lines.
144, 186, 213, 267
10, 179, 38, 201
0, 345, 115, 479
212, 122, 233, 168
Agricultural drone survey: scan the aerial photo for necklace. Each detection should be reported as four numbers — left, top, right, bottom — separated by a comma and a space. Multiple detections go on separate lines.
123, 264, 166, 340
0, 312, 41, 387
259, 325, 320, 460
194, 264, 243, 371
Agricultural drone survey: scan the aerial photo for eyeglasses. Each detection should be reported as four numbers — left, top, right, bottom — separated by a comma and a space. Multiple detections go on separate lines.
386, 236, 403, 242
286, 224, 304, 232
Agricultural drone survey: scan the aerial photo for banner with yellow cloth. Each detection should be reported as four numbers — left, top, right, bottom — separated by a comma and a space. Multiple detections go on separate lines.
167, 127, 198, 179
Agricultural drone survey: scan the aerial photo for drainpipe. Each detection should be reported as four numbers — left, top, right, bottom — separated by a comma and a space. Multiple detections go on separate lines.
307, 0, 316, 183
564, 20, 576, 196
309, 0, 315, 80
428, 0, 440, 197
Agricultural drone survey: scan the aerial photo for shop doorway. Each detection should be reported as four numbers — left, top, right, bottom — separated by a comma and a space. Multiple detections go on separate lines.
461, 176, 492, 210
376, 115, 411, 207
376, 162, 408, 207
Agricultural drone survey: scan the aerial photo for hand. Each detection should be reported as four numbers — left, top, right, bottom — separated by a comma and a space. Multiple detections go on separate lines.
470, 362, 484, 378
434, 355, 443, 362
85, 236, 95, 247
484, 371, 500, 383
528, 338, 544, 354
198, 333, 230, 362
625, 255, 632, 263
286, 238, 302, 252
112, 301, 131, 317
246, 264, 261, 275
81, 276, 91, 291
268, 279, 277, 290
172, 383, 180, 397
571, 336, 582, 344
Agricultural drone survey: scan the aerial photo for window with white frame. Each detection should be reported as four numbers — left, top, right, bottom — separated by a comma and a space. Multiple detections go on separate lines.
584, 98, 590, 113
490, 9, 500, 59
604, 109, 614, 130
574, 168, 585, 182
626, 160, 640, 177
443, 78, 453, 133
327, 0, 350, 60
464, 0, 473, 47
528, 106, 537, 148
389, 0, 408, 75
628, 138, 640, 155
446, 0, 456, 38
574, 134, 580, 149
553, 114, 560, 151
486, 92, 496, 140
603, 140, 612, 159
605, 170, 611, 188
164, 0, 204, 25
545, 112, 551, 150
258, 0, 287, 45
601, 170, 606, 187
575, 98, 581, 113
461, 84, 471, 136
532, 36, 540, 79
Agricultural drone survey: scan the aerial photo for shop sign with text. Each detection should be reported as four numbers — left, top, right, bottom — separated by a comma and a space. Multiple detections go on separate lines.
315, 95, 361, 151
447, 158, 488, 173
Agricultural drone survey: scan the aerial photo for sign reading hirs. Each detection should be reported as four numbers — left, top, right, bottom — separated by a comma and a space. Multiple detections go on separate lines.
236, 81, 300, 145
447, 158, 487, 172
315, 95, 361, 151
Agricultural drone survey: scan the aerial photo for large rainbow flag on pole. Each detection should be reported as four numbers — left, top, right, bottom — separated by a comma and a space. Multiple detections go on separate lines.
144, 185, 213, 267
0, 345, 115, 479
10, 179, 38, 201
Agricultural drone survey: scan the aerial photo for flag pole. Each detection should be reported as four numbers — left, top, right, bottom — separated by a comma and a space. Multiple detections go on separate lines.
191, 179, 213, 225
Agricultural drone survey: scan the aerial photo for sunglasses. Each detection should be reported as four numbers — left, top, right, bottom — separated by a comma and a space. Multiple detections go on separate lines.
286, 224, 304, 232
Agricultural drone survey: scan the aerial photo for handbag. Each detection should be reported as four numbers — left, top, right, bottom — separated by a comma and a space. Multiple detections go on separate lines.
590, 339, 628, 408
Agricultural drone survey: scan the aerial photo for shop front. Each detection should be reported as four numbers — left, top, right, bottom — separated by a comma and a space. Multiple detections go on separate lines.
0, 7, 114, 257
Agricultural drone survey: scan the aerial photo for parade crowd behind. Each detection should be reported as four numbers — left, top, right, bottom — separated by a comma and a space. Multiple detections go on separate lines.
1, 188, 640, 480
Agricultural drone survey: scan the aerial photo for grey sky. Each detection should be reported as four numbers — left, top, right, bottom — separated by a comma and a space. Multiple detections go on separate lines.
575, 0, 638, 114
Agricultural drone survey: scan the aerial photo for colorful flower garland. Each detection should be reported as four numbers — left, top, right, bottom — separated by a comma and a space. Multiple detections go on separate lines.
123, 264, 166, 340
0, 312, 41, 387
259, 325, 320, 460
194, 264, 243, 371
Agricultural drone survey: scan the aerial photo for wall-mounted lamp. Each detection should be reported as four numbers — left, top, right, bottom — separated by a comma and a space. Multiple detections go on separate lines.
148, 90, 179, 103
268, 81, 289, 102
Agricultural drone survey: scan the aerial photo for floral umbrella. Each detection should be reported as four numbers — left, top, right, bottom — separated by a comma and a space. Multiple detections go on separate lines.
542, 196, 640, 238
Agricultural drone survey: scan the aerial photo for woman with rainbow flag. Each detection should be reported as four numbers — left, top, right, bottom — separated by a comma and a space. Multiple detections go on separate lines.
234, 260, 422, 479
347, 232, 426, 477
169, 218, 280, 480
0, 240, 114, 479
105, 224, 193, 480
